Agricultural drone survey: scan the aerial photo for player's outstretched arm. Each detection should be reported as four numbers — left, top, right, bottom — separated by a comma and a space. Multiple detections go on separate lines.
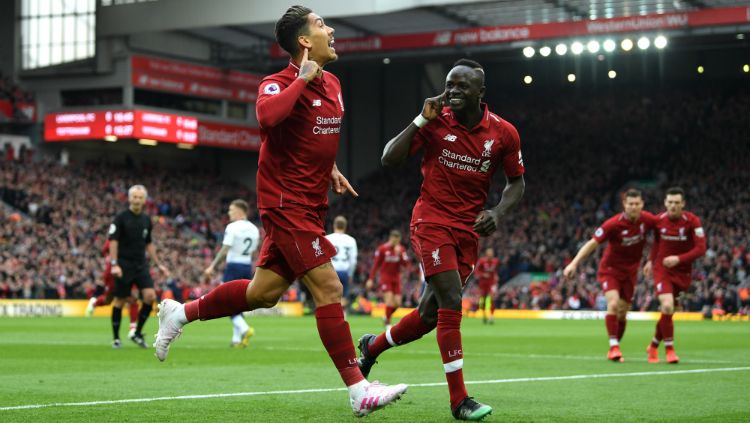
381, 92, 445, 167
563, 239, 600, 279
473, 175, 525, 236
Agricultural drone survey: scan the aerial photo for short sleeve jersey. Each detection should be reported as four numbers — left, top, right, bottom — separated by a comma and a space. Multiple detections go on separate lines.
593, 211, 656, 276
409, 104, 525, 232
223, 220, 261, 265
108, 209, 152, 263
255, 63, 345, 209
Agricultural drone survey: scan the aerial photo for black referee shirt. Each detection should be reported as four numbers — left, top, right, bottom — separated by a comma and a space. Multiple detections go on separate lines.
108, 209, 152, 264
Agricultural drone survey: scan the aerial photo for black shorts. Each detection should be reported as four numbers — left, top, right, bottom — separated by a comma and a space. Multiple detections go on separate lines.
114, 262, 154, 298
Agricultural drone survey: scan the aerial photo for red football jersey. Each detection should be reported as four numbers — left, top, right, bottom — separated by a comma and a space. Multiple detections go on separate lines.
475, 257, 499, 283
649, 211, 707, 275
409, 104, 525, 232
255, 62, 345, 209
369, 243, 408, 282
593, 211, 657, 276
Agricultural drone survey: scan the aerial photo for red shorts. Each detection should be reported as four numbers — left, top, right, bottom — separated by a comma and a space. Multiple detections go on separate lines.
597, 271, 636, 303
379, 278, 402, 295
257, 207, 336, 281
654, 267, 692, 296
478, 279, 497, 297
410, 224, 478, 286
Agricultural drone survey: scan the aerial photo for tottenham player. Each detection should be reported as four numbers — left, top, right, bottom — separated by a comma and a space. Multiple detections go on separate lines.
325, 215, 358, 310
563, 189, 656, 362
153, 6, 407, 416
643, 187, 706, 364
204, 199, 260, 348
357, 59, 525, 420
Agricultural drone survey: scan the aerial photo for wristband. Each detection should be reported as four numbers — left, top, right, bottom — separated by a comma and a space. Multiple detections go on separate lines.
110, 259, 118, 266
412, 114, 429, 128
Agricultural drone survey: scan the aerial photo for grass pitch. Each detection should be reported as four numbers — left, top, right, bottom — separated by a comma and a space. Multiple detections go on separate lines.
1, 315, 748, 422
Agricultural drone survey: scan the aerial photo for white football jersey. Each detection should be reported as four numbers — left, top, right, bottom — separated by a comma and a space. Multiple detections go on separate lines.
326, 232, 358, 276
223, 220, 260, 265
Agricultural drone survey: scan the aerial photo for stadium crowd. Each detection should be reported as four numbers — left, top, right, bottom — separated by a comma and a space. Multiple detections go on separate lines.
0, 151, 257, 301
1, 85, 748, 315
0, 72, 35, 123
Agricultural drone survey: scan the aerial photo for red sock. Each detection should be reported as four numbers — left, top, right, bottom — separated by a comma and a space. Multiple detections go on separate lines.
369, 309, 435, 357
660, 313, 674, 346
651, 319, 663, 348
437, 309, 468, 410
95, 294, 108, 307
489, 298, 496, 315
385, 306, 396, 325
315, 303, 365, 386
129, 302, 139, 324
617, 318, 627, 341
605, 314, 619, 343
184, 279, 250, 322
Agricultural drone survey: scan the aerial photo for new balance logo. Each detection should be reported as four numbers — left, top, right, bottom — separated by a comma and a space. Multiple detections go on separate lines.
312, 99, 322, 107
312, 237, 324, 257
432, 248, 441, 266
443, 134, 457, 142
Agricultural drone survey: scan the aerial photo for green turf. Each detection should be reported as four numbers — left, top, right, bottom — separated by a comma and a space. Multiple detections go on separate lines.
0, 316, 748, 422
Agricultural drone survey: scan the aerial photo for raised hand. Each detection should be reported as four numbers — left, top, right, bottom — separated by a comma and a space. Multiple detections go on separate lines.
421, 92, 446, 120
298, 48, 322, 82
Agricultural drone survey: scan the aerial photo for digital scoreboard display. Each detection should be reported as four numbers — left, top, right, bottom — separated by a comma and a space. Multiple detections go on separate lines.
44, 110, 198, 145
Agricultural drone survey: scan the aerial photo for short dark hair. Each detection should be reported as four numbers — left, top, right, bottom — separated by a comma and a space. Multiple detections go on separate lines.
623, 188, 642, 199
275, 5, 312, 56
666, 186, 685, 200
452, 58, 485, 85
230, 199, 249, 214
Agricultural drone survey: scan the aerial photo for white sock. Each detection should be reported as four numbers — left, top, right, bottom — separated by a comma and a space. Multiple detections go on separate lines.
88, 297, 97, 307
609, 338, 619, 347
347, 379, 369, 397
176, 304, 188, 325
232, 326, 240, 344
232, 314, 249, 334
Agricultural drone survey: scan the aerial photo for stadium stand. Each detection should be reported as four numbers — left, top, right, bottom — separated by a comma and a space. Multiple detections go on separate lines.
1, 86, 748, 314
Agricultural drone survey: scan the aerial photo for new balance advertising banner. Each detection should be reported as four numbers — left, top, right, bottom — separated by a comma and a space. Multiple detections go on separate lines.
272, 6, 750, 57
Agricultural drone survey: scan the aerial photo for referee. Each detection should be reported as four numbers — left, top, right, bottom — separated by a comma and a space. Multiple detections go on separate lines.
108, 184, 169, 349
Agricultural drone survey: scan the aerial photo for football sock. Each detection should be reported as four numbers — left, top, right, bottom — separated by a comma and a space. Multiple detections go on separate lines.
617, 318, 627, 341
184, 279, 251, 322
128, 302, 139, 325
660, 313, 674, 347
231, 314, 249, 342
651, 317, 664, 348
95, 295, 108, 307
385, 306, 396, 325
111, 306, 122, 340
437, 309, 468, 410
369, 308, 435, 358
315, 303, 365, 386
135, 302, 152, 336
605, 314, 619, 346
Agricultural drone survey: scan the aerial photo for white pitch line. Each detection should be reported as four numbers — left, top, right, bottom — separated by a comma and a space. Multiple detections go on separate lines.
259, 345, 737, 364
1, 366, 748, 412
